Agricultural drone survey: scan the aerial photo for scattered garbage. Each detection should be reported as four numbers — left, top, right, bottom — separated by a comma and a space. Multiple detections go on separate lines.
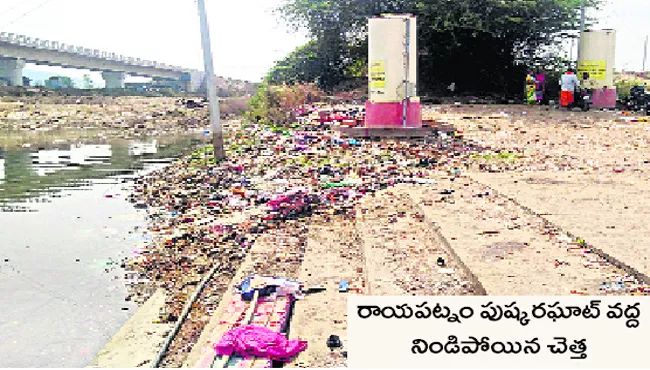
238, 275, 304, 301
7, 98, 643, 367
338, 280, 350, 293
326, 335, 342, 350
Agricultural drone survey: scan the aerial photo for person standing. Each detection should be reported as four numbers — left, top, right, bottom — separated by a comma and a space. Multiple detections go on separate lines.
525, 72, 537, 105
559, 68, 580, 108
535, 72, 546, 104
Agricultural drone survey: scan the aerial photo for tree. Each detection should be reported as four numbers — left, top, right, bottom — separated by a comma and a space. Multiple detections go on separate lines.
275, 0, 603, 95
268, 41, 321, 85
46, 76, 75, 89
83, 74, 94, 89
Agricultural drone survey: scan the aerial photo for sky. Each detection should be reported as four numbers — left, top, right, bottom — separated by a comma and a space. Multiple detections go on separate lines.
0, 0, 309, 86
0, 0, 648, 86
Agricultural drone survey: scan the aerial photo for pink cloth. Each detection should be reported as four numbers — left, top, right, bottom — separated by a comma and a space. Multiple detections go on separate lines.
214, 325, 308, 362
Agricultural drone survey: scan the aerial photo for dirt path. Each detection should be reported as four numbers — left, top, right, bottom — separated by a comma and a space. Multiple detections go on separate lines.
286, 188, 485, 367
355, 190, 482, 296
287, 214, 365, 368
470, 171, 650, 281
403, 175, 643, 295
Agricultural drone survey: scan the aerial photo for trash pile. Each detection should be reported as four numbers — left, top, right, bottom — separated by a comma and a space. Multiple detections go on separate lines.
122, 104, 479, 366
122, 103, 650, 366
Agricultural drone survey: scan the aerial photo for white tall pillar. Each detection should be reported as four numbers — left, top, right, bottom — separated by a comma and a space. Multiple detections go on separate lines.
102, 71, 126, 89
186, 71, 206, 93
0, 58, 26, 86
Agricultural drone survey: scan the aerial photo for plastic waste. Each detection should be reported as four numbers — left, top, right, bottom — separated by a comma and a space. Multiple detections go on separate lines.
238, 275, 304, 301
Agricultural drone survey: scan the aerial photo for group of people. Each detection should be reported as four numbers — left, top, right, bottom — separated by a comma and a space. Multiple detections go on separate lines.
525, 69, 582, 107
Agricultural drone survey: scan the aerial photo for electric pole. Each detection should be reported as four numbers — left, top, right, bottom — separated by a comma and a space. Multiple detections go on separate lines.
196, 0, 225, 160
641, 35, 648, 73
577, 3, 586, 62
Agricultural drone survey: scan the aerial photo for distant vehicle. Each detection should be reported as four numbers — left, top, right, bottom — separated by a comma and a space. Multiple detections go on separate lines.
621, 85, 650, 115
573, 88, 593, 112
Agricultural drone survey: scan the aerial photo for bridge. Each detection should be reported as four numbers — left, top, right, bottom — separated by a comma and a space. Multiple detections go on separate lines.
0, 32, 205, 91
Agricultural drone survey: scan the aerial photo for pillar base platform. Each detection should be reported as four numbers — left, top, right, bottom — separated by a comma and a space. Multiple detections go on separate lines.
591, 88, 617, 109
365, 100, 422, 128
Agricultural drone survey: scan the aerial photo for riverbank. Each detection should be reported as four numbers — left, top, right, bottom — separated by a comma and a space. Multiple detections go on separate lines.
0, 97, 217, 367
0, 96, 248, 144
88, 104, 650, 368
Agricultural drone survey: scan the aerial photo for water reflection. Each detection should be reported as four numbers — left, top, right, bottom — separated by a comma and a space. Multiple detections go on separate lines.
128, 140, 158, 156
30, 144, 112, 176
0, 152, 5, 185
0, 132, 205, 367
0, 134, 204, 209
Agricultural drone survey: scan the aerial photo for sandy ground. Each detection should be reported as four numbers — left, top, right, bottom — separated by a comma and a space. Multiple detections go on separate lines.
404, 177, 640, 295
287, 215, 365, 368
470, 171, 650, 280
355, 190, 481, 296
432, 105, 650, 283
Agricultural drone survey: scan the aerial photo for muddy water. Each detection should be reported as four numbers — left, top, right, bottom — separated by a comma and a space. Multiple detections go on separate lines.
0, 132, 205, 367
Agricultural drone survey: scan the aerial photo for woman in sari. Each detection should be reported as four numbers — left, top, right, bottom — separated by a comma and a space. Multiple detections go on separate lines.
525, 72, 537, 105
535, 73, 546, 104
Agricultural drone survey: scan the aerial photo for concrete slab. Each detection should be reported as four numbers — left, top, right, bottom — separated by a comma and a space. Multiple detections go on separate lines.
470, 171, 650, 280
404, 177, 634, 296
88, 289, 172, 368
333, 125, 453, 139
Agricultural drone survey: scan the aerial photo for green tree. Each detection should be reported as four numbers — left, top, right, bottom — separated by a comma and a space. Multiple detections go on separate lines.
276, 0, 603, 95
83, 74, 94, 89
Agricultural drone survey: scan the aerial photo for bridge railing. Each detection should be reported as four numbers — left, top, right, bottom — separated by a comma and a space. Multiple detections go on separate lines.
0, 32, 191, 72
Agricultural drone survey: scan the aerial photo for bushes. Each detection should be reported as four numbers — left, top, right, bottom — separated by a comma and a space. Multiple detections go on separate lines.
615, 78, 647, 99
220, 97, 250, 117
246, 82, 325, 125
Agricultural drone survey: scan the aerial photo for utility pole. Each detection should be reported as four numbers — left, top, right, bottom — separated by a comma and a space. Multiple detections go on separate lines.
577, 3, 586, 63
402, 17, 410, 128
196, 0, 225, 160
641, 35, 648, 73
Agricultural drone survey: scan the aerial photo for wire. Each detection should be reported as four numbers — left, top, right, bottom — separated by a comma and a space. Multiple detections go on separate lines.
151, 262, 223, 368
0, 0, 56, 29
0, 0, 38, 18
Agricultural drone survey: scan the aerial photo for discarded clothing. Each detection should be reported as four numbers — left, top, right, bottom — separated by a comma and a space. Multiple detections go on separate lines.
238, 275, 304, 301
214, 325, 308, 362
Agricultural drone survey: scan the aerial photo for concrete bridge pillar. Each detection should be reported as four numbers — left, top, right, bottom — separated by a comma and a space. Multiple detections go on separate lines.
185, 71, 206, 93
102, 71, 125, 89
0, 58, 26, 86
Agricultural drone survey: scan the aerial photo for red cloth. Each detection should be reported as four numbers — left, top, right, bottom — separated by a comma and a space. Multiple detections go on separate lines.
214, 325, 308, 362
560, 90, 574, 107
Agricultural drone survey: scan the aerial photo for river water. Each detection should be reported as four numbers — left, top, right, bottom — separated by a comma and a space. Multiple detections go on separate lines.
0, 132, 204, 367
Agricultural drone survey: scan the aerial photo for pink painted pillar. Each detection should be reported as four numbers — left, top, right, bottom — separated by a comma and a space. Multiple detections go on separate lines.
592, 88, 617, 109
365, 100, 422, 128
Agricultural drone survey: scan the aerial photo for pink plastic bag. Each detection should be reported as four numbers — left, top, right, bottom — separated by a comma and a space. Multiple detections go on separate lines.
214, 325, 308, 362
